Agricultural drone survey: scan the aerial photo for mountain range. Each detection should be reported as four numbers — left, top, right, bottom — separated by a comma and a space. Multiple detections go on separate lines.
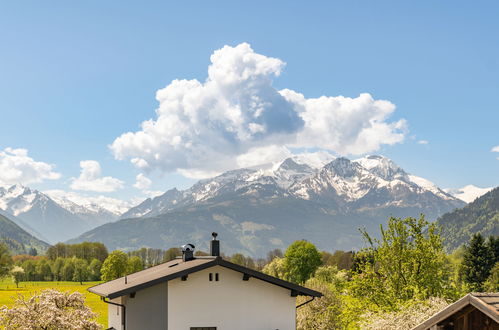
0, 184, 120, 243
69, 155, 465, 256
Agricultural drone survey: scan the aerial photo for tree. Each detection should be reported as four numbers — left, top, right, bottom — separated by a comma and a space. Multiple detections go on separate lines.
10, 266, 24, 288
21, 260, 36, 281
0, 243, 13, 278
51, 257, 65, 281
127, 256, 143, 274
296, 267, 347, 330
484, 262, 499, 292
350, 216, 452, 309
35, 259, 52, 281
88, 259, 102, 281
73, 258, 89, 285
101, 250, 128, 281
0, 289, 99, 329
282, 240, 322, 284
460, 233, 494, 291
262, 257, 286, 279
28, 247, 37, 256
266, 248, 283, 263
322, 250, 354, 270
62, 259, 75, 281
162, 247, 181, 263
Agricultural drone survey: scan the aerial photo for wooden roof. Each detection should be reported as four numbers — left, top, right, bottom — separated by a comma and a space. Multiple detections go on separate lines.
412, 293, 499, 330
88, 256, 322, 299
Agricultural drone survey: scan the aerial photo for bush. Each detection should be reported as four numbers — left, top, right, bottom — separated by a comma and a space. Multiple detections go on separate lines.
0, 289, 99, 329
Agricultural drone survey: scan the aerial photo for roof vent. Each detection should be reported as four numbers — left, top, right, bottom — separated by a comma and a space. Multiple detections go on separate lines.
210, 232, 220, 257
181, 243, 195, 262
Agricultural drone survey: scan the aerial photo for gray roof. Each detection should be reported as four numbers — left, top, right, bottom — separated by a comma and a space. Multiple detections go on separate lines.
88, 256, 322, 299
412, 293, 499, 330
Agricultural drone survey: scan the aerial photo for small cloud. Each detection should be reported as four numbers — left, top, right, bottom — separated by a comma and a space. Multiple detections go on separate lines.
133, 173, 152, 190
418, 140, 429, 145
70, 160, 124, 193
0, 147, 60, 185
132, 173, 162, 198
491, 145, 499, 153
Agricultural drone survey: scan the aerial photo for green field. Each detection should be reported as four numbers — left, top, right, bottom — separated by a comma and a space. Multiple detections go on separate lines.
0, 279, 107, 328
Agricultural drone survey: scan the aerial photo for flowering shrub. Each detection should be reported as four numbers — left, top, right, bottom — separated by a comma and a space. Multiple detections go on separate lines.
0, 289, 100, 330
360, 297, 449, 330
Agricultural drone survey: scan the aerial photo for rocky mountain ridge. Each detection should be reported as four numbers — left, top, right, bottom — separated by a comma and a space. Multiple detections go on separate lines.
0, 184, 120, 243
72, 155, 465, 256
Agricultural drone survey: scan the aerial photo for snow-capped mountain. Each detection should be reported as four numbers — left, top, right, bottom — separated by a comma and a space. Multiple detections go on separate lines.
0, 184, 120, 243
123, 154, 462, 220
445, 185, 494, 203
87, 154, 466, 256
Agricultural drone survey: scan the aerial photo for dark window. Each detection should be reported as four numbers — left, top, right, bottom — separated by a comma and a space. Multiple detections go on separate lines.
215, 273, 219, 281
209, 273, 213, 281
190, 328, 216, 330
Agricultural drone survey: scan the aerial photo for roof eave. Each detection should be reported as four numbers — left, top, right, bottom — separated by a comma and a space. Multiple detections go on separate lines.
87, 256, 322, 299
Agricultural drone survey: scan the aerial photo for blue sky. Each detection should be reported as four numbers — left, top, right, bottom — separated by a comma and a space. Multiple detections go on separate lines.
0, 1, 498, 205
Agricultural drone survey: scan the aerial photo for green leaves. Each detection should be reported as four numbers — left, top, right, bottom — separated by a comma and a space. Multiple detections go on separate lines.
283, 240, 322, 284
351, 216, 452, 310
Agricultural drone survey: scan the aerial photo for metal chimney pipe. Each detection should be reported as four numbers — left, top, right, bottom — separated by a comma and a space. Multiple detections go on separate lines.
210, 232, 220, 257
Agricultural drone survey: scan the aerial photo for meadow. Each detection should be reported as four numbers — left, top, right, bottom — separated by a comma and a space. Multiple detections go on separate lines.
0, 279, 107, 327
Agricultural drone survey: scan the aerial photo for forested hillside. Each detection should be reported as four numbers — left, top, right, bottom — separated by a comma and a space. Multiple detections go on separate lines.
437, 187, 499, 251
0, 214, 50, 255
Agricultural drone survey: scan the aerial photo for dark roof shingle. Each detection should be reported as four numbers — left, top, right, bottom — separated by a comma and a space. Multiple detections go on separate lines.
89, 256, 322, 299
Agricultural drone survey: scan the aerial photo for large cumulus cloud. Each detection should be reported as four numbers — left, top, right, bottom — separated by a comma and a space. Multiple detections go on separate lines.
111, 43, 406, 178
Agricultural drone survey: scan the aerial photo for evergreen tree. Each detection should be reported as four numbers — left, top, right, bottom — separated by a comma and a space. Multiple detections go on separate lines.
461, 233, 493, 291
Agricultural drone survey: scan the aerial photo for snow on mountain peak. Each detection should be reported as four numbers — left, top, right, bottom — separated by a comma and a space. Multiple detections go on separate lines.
354, 155, 407, 181
445, 185, 493, 203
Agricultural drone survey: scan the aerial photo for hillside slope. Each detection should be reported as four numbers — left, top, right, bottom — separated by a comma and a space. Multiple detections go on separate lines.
436, 187, 499, 251
0, 213, 50, 254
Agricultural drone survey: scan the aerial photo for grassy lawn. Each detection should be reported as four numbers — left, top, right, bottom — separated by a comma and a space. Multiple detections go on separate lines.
0, 279, 107, 328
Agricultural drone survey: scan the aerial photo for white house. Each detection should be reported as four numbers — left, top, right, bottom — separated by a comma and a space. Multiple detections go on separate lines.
88, 233, 322, 330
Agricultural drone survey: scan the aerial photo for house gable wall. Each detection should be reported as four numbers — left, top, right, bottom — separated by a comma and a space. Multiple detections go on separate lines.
108, 282, 168, 330
167, 265, 296, 330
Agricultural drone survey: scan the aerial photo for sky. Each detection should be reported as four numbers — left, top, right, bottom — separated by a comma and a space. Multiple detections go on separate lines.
0, 1, 498, 208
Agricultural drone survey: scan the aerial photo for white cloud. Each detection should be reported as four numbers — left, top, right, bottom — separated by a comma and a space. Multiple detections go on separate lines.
236, 145, 292, 169
44, 189, 133, 215
70, 160, 124, 192
445, 185, 493, 203
418, 140, 429, 145
133, 173, 152, 190
132, 173, 163, 197
111, 43, 406, 178
0, 147, 61, 185
491, 145, 499, 153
